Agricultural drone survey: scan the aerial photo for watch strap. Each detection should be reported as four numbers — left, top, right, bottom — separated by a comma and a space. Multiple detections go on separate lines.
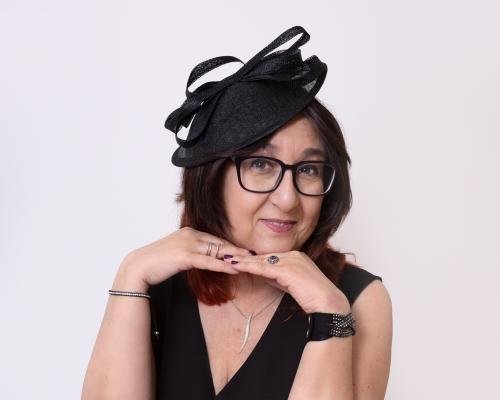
306, 312, 356, 341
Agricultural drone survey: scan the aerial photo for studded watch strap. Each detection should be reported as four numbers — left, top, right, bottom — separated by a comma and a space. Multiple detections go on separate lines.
306, 312, 356, 341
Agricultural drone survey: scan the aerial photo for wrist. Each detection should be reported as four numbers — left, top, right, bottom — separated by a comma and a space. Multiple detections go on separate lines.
112, 256, 150, 293
311, 291, 351, 314
306, 311, 356, 341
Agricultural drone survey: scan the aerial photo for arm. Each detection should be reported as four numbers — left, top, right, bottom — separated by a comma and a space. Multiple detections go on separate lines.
81, 227, 246, 399
288, 280, 393, 400
288, 296, 354, 400
81, 257, 155, 400
351, 280, 393, 399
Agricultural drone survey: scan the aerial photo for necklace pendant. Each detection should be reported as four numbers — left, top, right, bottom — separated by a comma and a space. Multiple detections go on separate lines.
238, 315, 252, 353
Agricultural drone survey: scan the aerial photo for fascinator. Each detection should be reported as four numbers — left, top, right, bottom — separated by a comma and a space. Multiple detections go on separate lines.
164, 25, 328, 168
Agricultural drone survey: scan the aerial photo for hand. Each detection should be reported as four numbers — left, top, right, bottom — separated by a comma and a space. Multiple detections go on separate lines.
116, 227, 251, 289
224, 250, 351, 314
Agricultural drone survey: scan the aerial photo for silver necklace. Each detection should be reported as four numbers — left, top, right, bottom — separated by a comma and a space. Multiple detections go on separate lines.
230, 291, 284, 353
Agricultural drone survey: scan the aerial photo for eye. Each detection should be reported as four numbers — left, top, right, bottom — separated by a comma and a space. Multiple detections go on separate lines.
298, 164, 320, 176
250, 158, 274, 171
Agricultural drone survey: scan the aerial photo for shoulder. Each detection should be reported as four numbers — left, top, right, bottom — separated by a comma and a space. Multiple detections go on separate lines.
338, 264, 384, 306
338, 264, 391, 339
350, 269, 392, 334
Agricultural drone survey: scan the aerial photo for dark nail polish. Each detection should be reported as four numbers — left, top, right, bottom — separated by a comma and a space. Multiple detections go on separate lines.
230, 260, 239, 264
223, 254, 233, 259
249, 250, 257, 255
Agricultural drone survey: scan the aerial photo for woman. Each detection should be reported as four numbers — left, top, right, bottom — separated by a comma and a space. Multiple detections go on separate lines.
82, 26, 392, 400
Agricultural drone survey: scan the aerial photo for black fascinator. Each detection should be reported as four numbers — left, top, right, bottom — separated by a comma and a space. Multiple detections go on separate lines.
165, 25, 328, 168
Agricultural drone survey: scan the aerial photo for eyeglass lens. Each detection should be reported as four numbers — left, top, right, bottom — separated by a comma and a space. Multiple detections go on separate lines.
239, 157, 335, 195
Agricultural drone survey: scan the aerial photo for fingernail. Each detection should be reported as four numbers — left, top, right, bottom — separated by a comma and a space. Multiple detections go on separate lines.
249, 250, 257, 255
230, 260, 239, 264
224, 254, 233, 259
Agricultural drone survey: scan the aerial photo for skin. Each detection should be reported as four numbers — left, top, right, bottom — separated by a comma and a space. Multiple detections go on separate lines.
221, 113, 326, 301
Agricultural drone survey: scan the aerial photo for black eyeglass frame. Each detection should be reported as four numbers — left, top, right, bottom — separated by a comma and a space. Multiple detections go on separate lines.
229, 155, 335, 197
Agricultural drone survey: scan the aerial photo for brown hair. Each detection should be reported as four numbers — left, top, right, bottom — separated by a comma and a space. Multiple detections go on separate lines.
175, 97, 358, 311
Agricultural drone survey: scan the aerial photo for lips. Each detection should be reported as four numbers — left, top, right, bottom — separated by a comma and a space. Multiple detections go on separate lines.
261, 218, 297, 224
261, 219, 297, 233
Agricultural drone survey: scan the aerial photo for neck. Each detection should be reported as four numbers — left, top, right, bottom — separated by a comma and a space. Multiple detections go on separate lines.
230, 272, 283, 306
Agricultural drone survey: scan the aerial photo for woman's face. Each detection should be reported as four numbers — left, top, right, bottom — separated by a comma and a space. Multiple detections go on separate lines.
222, 114, 325, 254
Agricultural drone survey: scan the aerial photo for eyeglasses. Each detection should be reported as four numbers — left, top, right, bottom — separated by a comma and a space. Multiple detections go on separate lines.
230, 155, 335, 196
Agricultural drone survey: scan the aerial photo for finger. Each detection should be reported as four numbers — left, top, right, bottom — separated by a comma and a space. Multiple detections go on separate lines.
228, 255, 280, 280
224, 252, 285, 265
189, 253, 240, 275
195, 233, 254, 258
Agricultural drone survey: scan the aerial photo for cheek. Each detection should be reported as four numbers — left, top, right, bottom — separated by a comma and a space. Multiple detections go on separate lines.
304, 198, 323, 226
222, 166, 240, 205
223, 169, 243, 203
222, 169, 259, 220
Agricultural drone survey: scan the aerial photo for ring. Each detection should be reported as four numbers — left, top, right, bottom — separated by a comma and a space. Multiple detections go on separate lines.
267, 255, 280, 264
215, 242, 222, 258
206, 241, 223, 258
206, 242, 213, 256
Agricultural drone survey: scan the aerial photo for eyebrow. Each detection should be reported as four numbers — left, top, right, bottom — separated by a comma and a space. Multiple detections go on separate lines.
258, 143, 326, 159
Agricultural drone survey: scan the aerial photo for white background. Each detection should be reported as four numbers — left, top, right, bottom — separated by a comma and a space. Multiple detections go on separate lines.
1, 1, 499, 398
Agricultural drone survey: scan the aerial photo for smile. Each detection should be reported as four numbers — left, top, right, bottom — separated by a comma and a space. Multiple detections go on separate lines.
261, 219, 296, 233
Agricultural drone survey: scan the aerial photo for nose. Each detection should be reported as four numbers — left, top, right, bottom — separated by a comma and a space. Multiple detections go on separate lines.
268, 168, 300, 209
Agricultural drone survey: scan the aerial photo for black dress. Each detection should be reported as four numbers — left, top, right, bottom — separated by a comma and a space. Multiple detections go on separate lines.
148, 265, 383, 400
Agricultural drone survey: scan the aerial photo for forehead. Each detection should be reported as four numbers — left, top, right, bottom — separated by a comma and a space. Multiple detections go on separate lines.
258, 116, 325, 158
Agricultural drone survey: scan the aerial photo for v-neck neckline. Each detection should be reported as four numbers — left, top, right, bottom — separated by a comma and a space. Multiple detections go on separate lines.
193, 291, 289, 399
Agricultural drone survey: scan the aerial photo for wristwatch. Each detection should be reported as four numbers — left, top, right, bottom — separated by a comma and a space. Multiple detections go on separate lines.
305, 312, 356, 341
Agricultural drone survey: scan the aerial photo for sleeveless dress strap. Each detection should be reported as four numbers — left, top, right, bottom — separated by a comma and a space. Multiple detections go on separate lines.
339, 265, 383, 306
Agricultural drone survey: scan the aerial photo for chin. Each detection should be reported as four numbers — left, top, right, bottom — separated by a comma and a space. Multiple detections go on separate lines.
254, 243, 296, 255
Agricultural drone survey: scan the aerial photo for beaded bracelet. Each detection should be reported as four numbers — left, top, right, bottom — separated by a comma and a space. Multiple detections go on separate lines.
108, 289, 151, 300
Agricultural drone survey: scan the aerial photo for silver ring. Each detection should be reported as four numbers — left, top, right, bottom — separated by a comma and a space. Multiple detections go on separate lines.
215, 242, 222, 258
206, 241, 213, 256
267, 255, 280, 264
206, 241, 223, 258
